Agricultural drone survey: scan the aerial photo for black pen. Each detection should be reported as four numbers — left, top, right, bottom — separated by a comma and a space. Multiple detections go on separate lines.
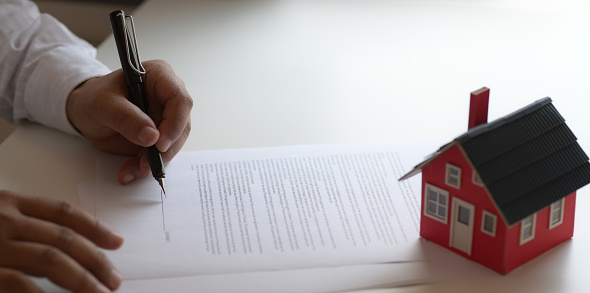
109, 10, 166, 194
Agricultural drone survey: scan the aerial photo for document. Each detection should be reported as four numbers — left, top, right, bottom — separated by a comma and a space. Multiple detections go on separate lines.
80, 142, 429, 280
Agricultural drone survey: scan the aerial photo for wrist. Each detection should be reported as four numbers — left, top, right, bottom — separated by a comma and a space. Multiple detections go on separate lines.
66, 76, 103, 138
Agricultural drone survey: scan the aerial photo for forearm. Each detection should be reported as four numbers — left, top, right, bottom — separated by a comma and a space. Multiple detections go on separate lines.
0, 0, 110, 135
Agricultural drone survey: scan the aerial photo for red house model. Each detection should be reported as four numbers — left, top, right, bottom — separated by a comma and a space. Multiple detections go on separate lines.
400, 88, 590, 274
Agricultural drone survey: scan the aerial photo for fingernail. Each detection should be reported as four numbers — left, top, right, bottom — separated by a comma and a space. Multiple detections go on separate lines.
159, 139, 172, 152
108, 268, 123, 289
96, 282, 111, 293
110, 227, 124, 240
122, 173, 135, 184
138, 127, 158, 145
105, 226, 124, 247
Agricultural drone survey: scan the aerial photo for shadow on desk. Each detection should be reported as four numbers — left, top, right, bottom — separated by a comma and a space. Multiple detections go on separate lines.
0, 118, 16, 144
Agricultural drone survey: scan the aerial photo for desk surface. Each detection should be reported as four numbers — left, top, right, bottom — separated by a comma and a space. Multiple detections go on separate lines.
2, 0, 590, 292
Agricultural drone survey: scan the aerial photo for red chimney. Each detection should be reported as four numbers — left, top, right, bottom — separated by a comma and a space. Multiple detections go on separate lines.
468, 87, 490, 130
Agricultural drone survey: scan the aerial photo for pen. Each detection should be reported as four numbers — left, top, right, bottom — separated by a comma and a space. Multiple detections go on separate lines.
109, 10, 166, 194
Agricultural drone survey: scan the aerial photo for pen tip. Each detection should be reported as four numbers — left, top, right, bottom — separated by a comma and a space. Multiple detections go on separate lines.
157, 177, 167, 196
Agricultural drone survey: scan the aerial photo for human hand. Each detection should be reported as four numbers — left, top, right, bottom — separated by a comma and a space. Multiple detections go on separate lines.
67, 60, 193, 184
0, 190, 124, 293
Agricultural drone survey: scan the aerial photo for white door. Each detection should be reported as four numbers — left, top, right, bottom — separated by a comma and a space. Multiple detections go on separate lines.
449, 198, 475, 255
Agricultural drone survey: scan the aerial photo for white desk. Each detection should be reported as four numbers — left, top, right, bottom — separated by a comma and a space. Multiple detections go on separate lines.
1, 0, 589, 292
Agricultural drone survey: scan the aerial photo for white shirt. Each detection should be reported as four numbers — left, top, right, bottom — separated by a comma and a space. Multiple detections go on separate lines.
0, 0, 111, 136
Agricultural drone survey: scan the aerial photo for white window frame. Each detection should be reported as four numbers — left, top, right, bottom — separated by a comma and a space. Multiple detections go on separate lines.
519, 214, 537, 245
424, 183, 449, 224
472, 170, 484, 187
481, 210, 497, 237
549, 198, 565, 230
445, 164, 461, 189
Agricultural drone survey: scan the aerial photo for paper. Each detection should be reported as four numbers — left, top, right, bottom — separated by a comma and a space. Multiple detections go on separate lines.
117, 262, 432, 293
114, 240, 499, 293
81, 142, 429, 280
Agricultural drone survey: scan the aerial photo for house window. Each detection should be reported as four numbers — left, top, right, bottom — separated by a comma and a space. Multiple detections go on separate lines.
424, 183, 449, 224
481, 211, 497, 237
520, 214, 537, 245
472, 171, 484, 187
549, 198, 565, 229
458, 206, 470, 225
445, 164, 461, 189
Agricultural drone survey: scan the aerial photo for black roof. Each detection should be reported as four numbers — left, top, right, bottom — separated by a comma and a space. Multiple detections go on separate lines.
458, 97, 590, 225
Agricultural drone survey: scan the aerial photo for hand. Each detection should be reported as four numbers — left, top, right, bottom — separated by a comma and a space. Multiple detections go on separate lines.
67, 60, 193, 184
0, 190, 124, 293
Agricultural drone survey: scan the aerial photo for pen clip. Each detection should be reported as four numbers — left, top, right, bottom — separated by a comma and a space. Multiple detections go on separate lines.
118, 11, 146, 76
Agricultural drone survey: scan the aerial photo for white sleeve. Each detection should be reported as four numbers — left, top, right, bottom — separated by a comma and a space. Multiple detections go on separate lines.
0, 0, 111, 136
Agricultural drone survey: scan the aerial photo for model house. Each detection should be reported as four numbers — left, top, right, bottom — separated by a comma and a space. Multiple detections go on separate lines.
399, 88, 590, 274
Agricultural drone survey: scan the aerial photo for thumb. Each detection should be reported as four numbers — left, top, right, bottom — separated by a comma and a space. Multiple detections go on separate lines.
98, 98, 160, 147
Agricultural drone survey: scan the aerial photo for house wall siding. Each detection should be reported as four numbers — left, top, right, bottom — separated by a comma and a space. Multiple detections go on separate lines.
504, 193, 576, 273
421, 145, 506, 272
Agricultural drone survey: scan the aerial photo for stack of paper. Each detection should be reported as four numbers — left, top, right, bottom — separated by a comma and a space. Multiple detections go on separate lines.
77, 142, 492, 292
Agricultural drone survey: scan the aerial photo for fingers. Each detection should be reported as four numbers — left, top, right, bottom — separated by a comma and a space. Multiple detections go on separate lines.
0, 268, 41, 293
114, 60, 192, 184
92, 95, 160, 148
67, 59, 193, 185
0, 242, 116, 293
143, 60, 193, 153
88, 135, 142, 157
11, 216, 121, 290
116, 156, 146, 185
116, 120, 190, 184
0, 191, 123, 292
155, 91, 192, 153
160, 119, 190, 164
16, 194, 123, 250
67, 71, 161, 151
